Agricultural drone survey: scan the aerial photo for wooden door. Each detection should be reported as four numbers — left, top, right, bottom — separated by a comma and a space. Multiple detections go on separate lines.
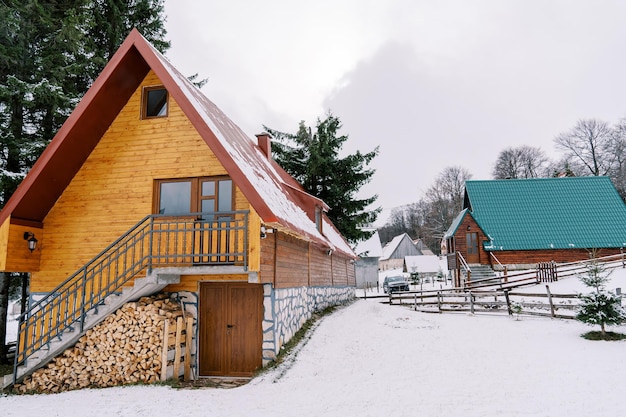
198, 282, 263, 377
465, 232, 480, 264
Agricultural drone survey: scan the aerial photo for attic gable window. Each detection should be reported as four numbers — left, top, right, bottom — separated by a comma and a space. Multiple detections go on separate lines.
142, 86, 168, 118
315, 206, 323, 233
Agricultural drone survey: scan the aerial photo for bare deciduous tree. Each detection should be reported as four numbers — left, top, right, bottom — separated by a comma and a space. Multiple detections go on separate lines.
602, 118, 626, 199
554, 119, 615, 176
379, 166, 471, 253
422, 166, 472, 246
492, 145, 550, 179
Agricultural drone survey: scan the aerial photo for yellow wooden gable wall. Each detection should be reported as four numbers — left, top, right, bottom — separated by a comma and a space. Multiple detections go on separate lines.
25, 71, 260, 292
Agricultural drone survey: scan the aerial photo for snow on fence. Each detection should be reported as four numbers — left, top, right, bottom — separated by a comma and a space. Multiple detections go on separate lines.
536, 261, 558, 282
389, 285, 580, 319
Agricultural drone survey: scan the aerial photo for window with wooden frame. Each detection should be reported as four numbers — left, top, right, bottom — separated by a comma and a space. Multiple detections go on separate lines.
315, 206, 323, 233
142, 86, 168, 119
154, 177, 233, 217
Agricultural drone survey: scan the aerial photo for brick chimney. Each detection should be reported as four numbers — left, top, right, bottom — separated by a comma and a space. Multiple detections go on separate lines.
256, 133, 272, 159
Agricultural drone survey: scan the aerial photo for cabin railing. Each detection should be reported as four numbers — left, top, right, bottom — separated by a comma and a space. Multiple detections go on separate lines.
13, 211, 249, 381
457, 252, 471, 287
489, 252, 508, 281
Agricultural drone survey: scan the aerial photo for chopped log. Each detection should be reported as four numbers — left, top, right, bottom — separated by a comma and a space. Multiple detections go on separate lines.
14, 294, 192, 394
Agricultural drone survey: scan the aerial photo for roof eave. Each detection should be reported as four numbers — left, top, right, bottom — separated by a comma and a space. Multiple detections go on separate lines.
0, 30, 151, 225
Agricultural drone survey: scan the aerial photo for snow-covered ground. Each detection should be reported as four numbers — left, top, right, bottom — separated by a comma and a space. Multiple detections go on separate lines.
2, 269, 626, 417
5, 302, 19, 344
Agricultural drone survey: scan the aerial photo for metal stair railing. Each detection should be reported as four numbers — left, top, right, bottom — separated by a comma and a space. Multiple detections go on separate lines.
13, 211, 249, 384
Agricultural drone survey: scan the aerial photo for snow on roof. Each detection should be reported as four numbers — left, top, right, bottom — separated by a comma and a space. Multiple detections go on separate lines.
380, 233, 410, 261
404, 255, 442, 273
0, 29, 355, 258
354, 230, 383, 258
148, 38, 353, 256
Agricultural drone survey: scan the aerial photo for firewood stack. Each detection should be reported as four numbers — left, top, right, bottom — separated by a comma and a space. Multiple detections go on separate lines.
14, 294, 184, 394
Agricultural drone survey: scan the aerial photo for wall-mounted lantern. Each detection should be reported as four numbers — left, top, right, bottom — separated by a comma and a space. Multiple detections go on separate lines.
23, 232, 38, 252
260, 225, 274, 239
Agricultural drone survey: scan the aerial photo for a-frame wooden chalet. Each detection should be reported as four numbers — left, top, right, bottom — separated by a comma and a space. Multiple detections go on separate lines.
0, 29, 356, 388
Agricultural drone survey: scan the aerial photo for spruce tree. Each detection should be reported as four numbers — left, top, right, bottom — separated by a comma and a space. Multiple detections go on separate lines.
265, 113, 380, 243
88, 0, 170, 79
576, 261, 626, 338
0, 0, 171, 365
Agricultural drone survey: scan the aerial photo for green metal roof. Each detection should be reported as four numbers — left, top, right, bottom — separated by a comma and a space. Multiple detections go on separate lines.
464, 176, 626, 251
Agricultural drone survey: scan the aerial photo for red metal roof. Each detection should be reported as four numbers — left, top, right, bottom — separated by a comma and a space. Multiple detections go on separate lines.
0, 29, 354, 257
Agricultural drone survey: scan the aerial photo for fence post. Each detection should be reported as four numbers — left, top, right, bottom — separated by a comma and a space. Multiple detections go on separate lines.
148, 217, 155, 274
469, 291, 474, 314
414, 293, 417, 311
545, 285, 555, 318
504, 290, 512, 316
184, 316, 193, 381
160, 318, 170, 381
437, 291, 442, 312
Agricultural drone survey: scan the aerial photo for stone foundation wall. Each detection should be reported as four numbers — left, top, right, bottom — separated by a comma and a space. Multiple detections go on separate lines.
261, 285, 355, 364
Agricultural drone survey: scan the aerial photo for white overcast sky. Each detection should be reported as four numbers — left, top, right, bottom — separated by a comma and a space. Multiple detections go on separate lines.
163, 0, 626, 224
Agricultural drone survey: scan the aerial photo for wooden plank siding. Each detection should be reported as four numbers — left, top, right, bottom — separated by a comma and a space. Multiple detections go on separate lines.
259, 231, 355, 289
29, 71, 258, 292
451, 215, 490, 265
259, 232, 276, 285
0, 217, 42, 272
309, 246, 333, 286
488, 248, 623, 265
274, 233, 309, 288
165, 274, 249, 293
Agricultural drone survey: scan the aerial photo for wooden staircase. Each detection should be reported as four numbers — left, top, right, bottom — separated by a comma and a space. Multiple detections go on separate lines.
2, 211, 249, 391
2, 271, 180, 390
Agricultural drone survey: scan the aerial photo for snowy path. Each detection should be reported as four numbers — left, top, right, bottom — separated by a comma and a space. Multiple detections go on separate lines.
2, 297, 626, 417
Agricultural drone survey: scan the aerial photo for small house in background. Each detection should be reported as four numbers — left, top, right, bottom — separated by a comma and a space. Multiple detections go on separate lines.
404, 255, 443, 282
379, 233, 423, 271
444, 177, 626, 287
354, 229, 383, 289
413, 238, 434, 255
0, 29, 356, 388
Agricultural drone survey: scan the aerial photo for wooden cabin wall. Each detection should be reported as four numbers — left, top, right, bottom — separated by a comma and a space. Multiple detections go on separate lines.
331, 256, 352, 286
0, 218, 42, 272
309, 245, 333, 286
274, 233, 309, 288
452, 215, 490, 264
261, 231, 355, 289
259, 232, 276, 284
490, 248, 623, 266
165, 274, 249, 292
347, 259, 356, 285
31, 71, 253, 292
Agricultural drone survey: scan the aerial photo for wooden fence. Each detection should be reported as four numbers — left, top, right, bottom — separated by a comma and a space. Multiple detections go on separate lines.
536, 261, 558, 282
449, 252, 626, 290
160, 314, 194, 381
389, 285, 580, 319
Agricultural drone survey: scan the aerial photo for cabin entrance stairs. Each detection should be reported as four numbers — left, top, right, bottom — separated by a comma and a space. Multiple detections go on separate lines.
468, 264, 498, 284
2, 271, 180, 391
